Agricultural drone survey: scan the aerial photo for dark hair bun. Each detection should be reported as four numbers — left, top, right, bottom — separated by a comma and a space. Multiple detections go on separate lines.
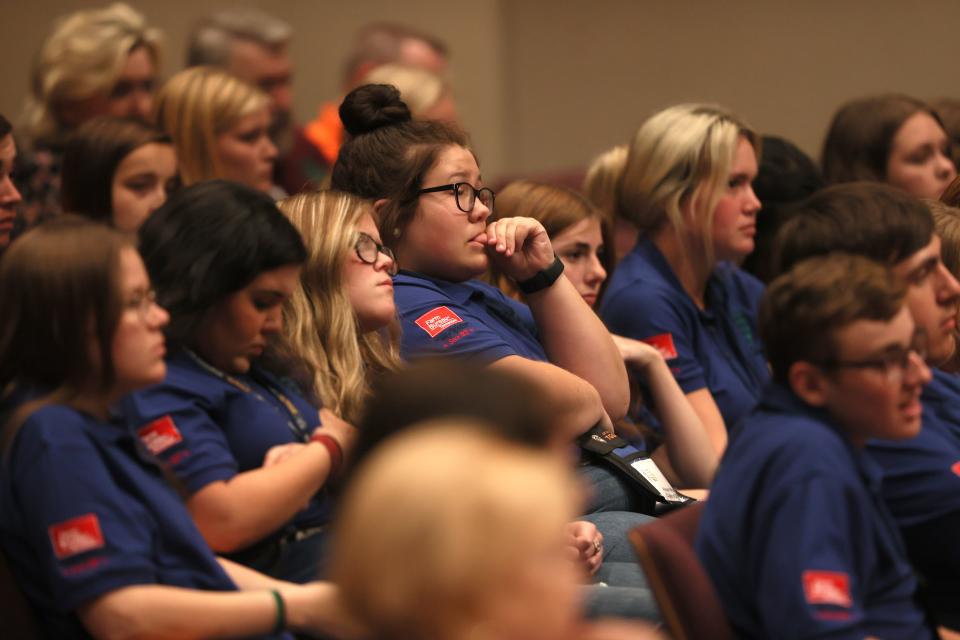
339, 84, 411, 136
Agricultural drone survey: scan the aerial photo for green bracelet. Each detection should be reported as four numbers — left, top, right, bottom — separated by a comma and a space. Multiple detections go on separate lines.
270, 589, 286, 634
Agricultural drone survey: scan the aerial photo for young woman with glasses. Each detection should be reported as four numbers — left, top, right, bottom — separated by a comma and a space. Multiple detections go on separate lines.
120, 180, 355, 583
0, 216, 353, 638
275, 190, 401, 426
331, 84, 636, 515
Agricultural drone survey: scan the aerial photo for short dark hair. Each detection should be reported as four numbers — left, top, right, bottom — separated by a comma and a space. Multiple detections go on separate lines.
331, 84, 470, 249
0, 114, 11, 139
771, 182, 934, 277
61, 116, 172, 224
138, 180, 307, 347
761, 253, 906, 385
822, 94, 946, 185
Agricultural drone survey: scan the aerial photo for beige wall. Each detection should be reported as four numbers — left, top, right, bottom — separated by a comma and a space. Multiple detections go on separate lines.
2, 0, 959, 181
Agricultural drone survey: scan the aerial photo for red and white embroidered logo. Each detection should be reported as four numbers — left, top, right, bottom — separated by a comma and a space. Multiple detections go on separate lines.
415, 306, 464, 338
48, 514, 105, 559
951, 461, 960, 477
138, 415, 183, 455
802, 570, 852, 608
642, 333, 678, 360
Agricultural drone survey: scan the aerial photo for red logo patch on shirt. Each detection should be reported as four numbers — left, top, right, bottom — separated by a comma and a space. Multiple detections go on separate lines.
48, 514, 105, 559
641, 333, 678, 360
415, 306, 464, 338
802, 570, 852, 608
137, 415, 183, 455
951, 461, 960, 477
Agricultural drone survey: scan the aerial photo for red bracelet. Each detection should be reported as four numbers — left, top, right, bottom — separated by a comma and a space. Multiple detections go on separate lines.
310, 432, 343, 477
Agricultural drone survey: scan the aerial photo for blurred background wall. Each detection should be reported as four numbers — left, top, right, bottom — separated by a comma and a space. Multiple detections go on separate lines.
2, 0, 957, 181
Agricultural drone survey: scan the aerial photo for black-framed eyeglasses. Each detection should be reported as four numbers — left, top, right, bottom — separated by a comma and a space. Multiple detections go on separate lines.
355, 232, 398, 276
417, 182, 495, 216
817, 329, 928, 383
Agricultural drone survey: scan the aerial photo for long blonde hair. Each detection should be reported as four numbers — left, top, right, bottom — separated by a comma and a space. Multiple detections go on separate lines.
277, 190, 400, 423
23, 3, 162, 145
619, 104, 758, 266
154, 66, 268, 186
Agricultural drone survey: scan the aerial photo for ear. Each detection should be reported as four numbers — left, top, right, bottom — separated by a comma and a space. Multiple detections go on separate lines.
788, 361, 831, 408
372, 198, 390, 217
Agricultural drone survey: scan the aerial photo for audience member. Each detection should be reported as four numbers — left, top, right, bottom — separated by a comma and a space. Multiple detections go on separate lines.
822, 94, 956, 200
61, 116, 177, 233
492, 180, 716, 487
0, 216, 353, 639
120, 181, 353, 582
361, 64, 458, 123
0, 115, 23, 251
740, 135, 824, 283
773, 182, 960, 630
154, 66, 280, 196
276, 190, 401, 425
333, 422, 664, 640
16, 3, 162, 228
697, 253, 933, 638
931, 97, 960, 171
600, 104, 768, 449
331, 85, 642, 515
582, 144, 635, 264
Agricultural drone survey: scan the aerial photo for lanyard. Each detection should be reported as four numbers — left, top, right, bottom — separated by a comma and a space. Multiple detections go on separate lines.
183, 349, 314, 441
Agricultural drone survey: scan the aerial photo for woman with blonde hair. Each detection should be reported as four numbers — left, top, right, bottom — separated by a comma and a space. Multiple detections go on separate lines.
277, 190, 401, 424
155, 66, 279, 194
582, 144, 636, 265
361, 64, 458, 123
600, 104, 768, 451
17, 2, 162, 225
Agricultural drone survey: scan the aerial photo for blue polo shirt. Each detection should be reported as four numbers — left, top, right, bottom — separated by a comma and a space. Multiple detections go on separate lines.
600, 238, 768, 429
394, 270, 548, 362
0, 389, 288, 639
120, 350, 333, 540
695, 383, 931, 639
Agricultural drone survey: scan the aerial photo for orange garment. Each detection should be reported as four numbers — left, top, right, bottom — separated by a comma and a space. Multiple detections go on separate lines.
303, 102, 343, 167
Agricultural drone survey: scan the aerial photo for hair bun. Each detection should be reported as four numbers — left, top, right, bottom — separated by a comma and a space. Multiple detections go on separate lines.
339, 84, 412, 136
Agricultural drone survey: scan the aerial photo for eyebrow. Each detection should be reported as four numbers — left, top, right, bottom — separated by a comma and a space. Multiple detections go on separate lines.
563, 242, 592, 251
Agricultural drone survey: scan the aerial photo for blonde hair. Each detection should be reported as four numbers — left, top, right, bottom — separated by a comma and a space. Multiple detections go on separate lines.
582, 144, 628, 221
154, 66, 269, 186
619, 104, 758, 265
331, 421, 578, 640
23, 3, 162, 145
362, 64, 449, 118
277, 190, 400, 424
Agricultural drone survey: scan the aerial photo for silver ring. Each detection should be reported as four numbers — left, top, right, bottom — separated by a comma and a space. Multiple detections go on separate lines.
593, 539, 602, 553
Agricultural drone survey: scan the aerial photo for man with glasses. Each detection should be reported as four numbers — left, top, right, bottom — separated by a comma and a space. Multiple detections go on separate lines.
697, 252, 934, 639
772, 182, 960, 633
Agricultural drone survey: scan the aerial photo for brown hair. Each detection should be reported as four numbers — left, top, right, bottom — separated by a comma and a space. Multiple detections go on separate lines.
0, 216, 127, 446
927, 199, 960, 280
821, 94, 946, 185
330, 84, 470, 248
61, 116, 172, 223
490, 180, 614, 299
760, 253, 906, 385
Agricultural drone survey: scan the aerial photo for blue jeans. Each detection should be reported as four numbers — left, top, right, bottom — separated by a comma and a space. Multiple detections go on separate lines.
578, 461, 654, 514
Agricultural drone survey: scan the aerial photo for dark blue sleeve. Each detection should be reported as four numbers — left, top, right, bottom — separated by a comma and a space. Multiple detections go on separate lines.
123, 386, 238, 495
600, 283, 707, 394
398, 295, 520, 364
9, 408, 157, 612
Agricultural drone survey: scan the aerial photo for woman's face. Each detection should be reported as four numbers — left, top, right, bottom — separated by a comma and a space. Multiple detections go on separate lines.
396, 145, 491, 282
553, 216, 607, 308
344, 212, 397, 333
63, 46, 157, 127
193, 263, 301, 374
886, 111, 957, 199
214, 108, 278, 193
112, 247, 169, 395
709, 135, 761, 263
111, 142, 178, 233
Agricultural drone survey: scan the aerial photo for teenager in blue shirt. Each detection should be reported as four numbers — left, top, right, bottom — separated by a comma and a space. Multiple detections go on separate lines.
697, 253, 934, 639
773, 182, 960, 631
121, 181, 355, 582
330, 85, 633, 510
600, 104, 769, 453
0, 217, 351, 638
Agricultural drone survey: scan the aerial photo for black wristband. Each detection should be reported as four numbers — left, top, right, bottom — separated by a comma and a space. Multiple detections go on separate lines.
517, 255, 565, 294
